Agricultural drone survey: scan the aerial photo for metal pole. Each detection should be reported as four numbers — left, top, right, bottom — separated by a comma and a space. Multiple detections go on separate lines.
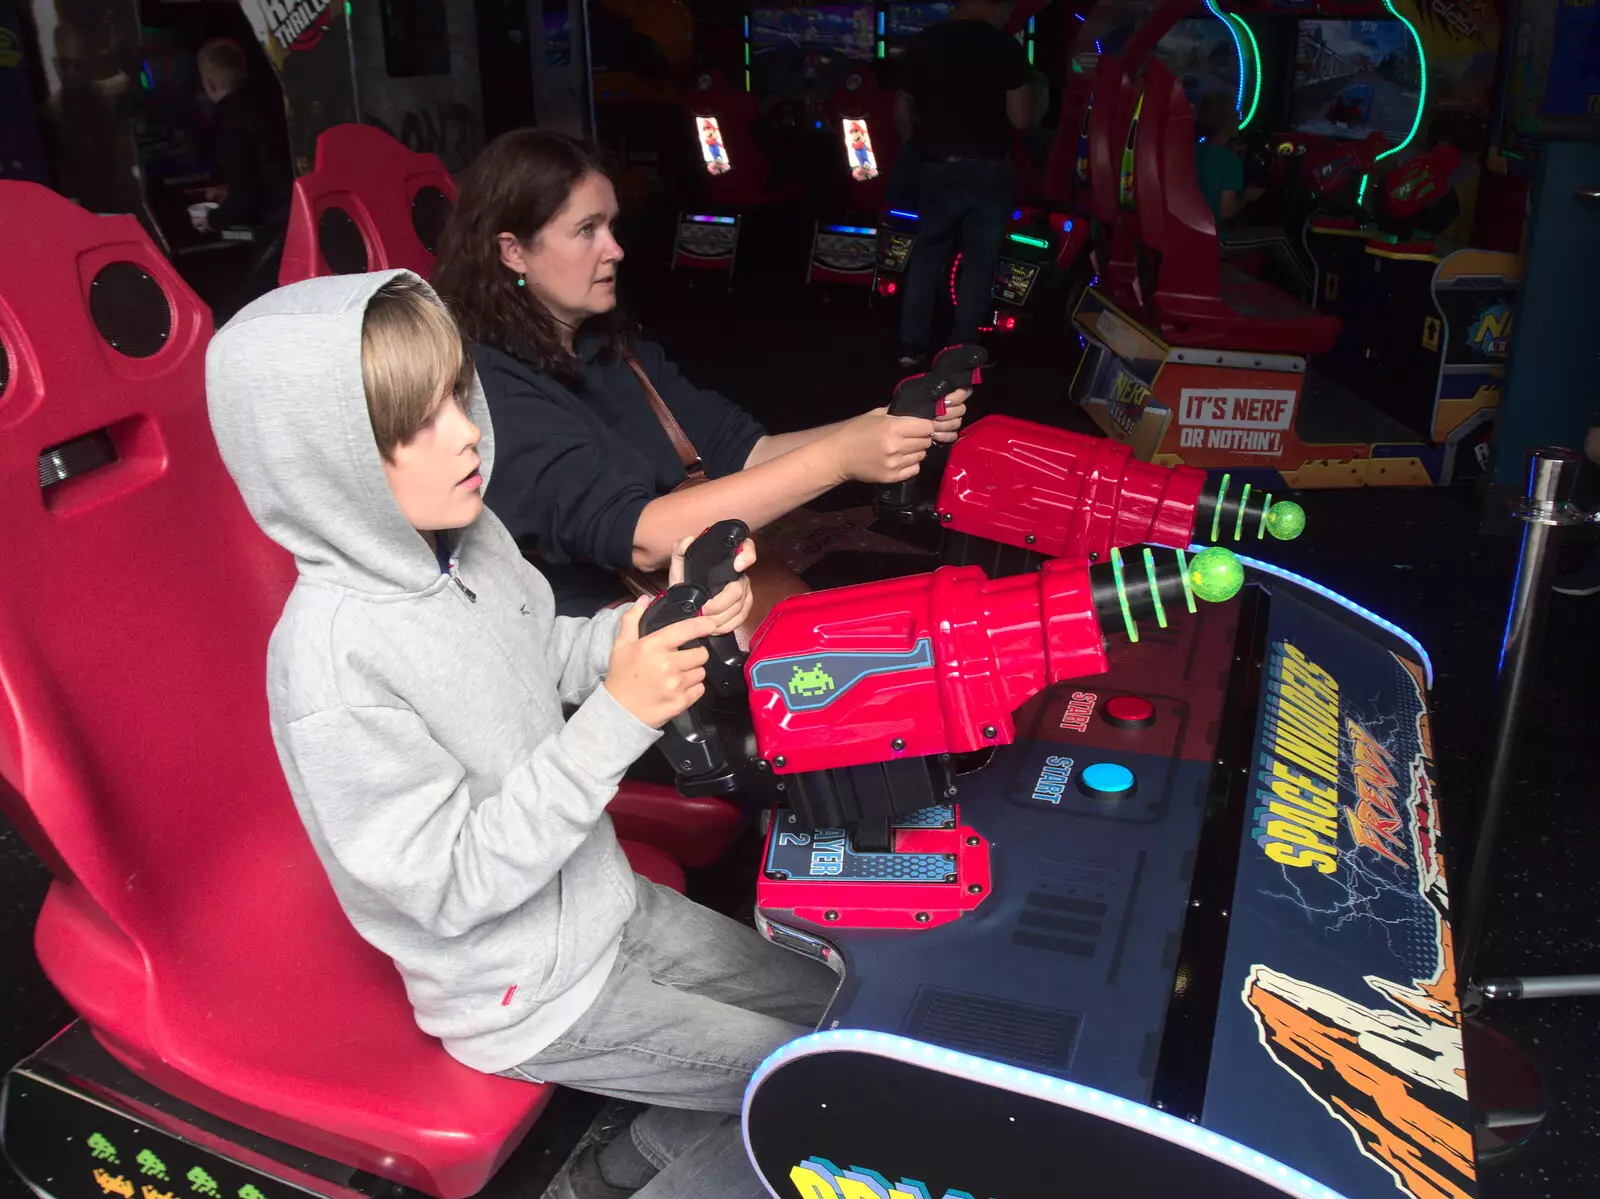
1458, 446, 1582, 983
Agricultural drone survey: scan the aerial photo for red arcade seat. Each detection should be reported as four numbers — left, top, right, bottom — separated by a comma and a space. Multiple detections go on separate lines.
1040, 72, 1093, 209
279, 124, 458, 285
0, 183, 723, 1198
1130, 62, 1340, 355
1083, 54, 1142, 311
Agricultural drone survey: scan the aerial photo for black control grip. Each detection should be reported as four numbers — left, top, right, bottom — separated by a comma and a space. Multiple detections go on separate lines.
930, 342, 990, 389
880, 373, 953, 512
639, 584, 726, 778
682, 519, 750, 700
887, 371, 955, 420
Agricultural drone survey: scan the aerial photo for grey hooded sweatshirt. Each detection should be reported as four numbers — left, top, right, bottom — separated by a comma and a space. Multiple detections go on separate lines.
206, 271, 661, 1073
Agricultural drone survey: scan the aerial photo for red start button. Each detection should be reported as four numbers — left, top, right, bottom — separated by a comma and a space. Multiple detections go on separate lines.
1103, 695, 1156, 728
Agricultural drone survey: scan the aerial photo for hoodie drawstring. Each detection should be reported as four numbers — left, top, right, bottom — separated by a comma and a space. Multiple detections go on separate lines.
448, 555, 477, 603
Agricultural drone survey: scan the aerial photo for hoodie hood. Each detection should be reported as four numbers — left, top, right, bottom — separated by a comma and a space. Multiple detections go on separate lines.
207, 270, 494, 596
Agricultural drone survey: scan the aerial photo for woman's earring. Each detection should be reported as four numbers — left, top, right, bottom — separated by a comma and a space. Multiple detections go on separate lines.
515, 277, 526, 288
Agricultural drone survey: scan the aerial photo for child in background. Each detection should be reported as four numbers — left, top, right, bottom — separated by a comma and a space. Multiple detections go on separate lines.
1193, 91, 1311, 303
206, 271, 837, 1199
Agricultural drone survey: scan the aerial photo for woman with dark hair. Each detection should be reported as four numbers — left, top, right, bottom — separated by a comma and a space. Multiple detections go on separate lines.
433, 128, 968, 617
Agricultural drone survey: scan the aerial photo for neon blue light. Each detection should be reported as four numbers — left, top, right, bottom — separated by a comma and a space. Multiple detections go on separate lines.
877, 11, 884, 34
1095, 37, 1103, 52
689, 214, 737, 225
1204, 0, 1246, 119
744, 1031, 1354, 1199
1191, 545, 1434, 687
814, 119, 823, 129
1075, 10, 1085, 18
1012, 209, 1023, 220
888, 209, 919, 221
824, 223, 877, 235
743, 15, 749, 36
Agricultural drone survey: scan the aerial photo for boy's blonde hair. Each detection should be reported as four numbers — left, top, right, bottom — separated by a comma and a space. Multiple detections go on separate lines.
361, 278, 475, 462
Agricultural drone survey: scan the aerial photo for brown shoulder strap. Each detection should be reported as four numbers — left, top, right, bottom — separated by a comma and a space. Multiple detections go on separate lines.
625, 356, 702, 472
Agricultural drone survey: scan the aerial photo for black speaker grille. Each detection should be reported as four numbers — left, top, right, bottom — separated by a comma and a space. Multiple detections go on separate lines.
317, 206, 370, 275
88, 263, 172, 358
411, 186, 452, 255
39, 430, 119, 489
905, 986, 1082, 1072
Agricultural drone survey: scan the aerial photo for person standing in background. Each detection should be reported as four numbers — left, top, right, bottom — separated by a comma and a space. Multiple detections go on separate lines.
893, 0, 1033, 368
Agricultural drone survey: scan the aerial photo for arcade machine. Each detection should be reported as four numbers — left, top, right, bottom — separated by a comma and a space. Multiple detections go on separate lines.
0, 187, 1459, 1196
869, 1, 1073, 339
864, 2, 952, 301
806, 65, 899, 291
1057, 0, 1514, 487
632, 499, 1468, 1199
671, 68, 802, 278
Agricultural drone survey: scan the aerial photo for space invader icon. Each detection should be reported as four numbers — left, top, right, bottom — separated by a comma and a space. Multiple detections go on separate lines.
787, 663, 835, 698
186, 1168, 220, 1198
89, 1134, 121, 1163
237, 1185, 268, 1199
137, 1150, 169, 1181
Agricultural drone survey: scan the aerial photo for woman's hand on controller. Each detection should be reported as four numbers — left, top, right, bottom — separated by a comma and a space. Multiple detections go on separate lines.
933, 387, 969, 444
666, 535, 757, 636
604, 598, 717, 729
827, 407, 936, 485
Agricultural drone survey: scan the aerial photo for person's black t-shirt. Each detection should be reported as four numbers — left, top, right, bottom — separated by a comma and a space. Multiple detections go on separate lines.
210, 78, 293, 231
900, 18, 1029, 160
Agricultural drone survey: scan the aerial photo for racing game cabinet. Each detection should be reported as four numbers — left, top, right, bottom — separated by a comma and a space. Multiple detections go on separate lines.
674, 70, 804, 277
1130, 62, 1339, 355
0, 182, 734, 1199
809, 70, 901, 289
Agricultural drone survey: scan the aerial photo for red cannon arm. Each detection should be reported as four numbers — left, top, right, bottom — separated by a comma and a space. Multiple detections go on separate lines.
934, 415, 1305, 560
744, 548, 1243, 778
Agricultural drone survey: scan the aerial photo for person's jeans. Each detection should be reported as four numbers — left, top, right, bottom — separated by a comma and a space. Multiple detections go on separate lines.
899, 158, 1013, 354
502, 876, 838, 1198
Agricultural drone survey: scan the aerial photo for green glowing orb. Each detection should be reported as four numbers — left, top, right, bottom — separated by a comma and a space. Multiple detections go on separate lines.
1265, 500, 1306, 541
1189, 547, 1245, 603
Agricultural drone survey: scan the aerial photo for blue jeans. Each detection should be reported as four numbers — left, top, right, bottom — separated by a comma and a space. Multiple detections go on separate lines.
502, 876, 837, 1198
899, 158, 1013, 353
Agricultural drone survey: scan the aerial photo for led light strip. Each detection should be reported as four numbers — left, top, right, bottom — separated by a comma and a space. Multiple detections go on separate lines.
1176, 548, 1197, 612
1234, 483, 1251, 541
1205, 0, 1246, 120
1110, 546, 1138, 642
1232, 13, 1262, 128
1142, 547, 1168, 628
1191, 544, 1434, 687
743, 1030, 1355, 1199
1359, 0, 1428, 203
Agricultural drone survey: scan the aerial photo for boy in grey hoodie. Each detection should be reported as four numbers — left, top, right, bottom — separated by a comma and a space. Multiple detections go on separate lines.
206, 270, 837, 1199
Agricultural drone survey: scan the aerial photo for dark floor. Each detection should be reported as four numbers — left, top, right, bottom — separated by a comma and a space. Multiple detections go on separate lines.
4, 263, 1599, 1198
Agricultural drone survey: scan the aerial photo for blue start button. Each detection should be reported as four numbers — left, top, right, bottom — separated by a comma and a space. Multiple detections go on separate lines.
1078, 761, 1136, 798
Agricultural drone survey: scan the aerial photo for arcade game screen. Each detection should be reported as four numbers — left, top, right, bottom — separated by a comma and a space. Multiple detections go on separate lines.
1152, 17, 1241, 108
697, 116, 731, 173
1290, 19, 1420, 142
886, 1, 952, 53
841, 117, 878, 178
749, 5, 875, 94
